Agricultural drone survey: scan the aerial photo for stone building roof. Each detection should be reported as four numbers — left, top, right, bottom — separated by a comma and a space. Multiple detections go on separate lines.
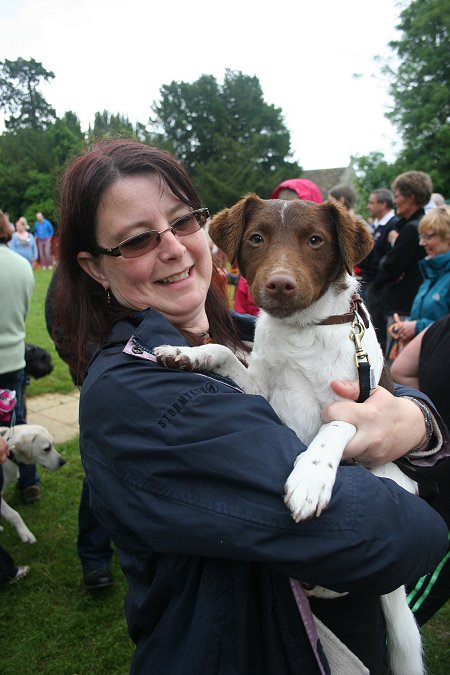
301, 165, 356, 199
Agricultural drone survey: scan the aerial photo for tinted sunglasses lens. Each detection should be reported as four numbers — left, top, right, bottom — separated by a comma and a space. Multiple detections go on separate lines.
120, 232, 159, 258
173, 214, 201, 236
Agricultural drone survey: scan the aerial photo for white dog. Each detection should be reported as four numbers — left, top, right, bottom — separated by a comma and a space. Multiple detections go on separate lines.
154, 194, 424, 675
1, 424, 66, 544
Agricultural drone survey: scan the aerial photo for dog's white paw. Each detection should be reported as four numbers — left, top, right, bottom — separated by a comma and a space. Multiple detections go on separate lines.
19, 528, 37, 544
284, 453, 336, 521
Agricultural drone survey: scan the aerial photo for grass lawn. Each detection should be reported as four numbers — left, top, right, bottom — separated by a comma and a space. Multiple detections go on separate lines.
1, 267, 448, 673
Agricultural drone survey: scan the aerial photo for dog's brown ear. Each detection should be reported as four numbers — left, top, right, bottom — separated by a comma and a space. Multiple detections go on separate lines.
325, 200, 374, 272
208, 193, 264, 264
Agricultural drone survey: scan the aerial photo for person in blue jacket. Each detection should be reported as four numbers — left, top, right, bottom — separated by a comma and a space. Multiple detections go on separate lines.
388, 205, 450, 344
52, 139, 449, 675
33, 211, 54, 269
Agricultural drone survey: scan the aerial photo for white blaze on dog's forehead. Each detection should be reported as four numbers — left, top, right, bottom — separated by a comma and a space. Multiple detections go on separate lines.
277, 200, 290, 223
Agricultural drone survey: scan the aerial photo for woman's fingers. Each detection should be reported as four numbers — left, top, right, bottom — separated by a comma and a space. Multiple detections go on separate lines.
329, 380, 360, 401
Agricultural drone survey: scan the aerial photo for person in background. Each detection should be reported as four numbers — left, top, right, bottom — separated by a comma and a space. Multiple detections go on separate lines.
371, 170, 433, 359
391, 315, 450, 625
0, 211, 40, 503
16, 216, 30, 231
45, 271, 114, 591
388, 205, 450, 345
270, 177, 323, 203
234, 178, 323, 317
0, 436, 30, 584
425, 192, 446, 213
9, 216, 38, 267
33, 212, 54, 270
3, 212, 15, 233
359, 188, 399, 351
328, 183, 357, 213
51, 140, 448, 674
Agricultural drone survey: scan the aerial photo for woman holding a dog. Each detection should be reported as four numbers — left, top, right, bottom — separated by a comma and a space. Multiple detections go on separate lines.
53, 139, 449, 675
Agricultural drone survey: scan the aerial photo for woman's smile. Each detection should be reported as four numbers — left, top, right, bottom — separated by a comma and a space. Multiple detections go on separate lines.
157, 266, 192, 285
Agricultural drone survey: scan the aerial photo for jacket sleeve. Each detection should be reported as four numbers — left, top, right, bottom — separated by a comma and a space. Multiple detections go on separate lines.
415, 317, 434, 335
79, 356, 448, 597
234, 277, 249, 314
374, 224, 420, 286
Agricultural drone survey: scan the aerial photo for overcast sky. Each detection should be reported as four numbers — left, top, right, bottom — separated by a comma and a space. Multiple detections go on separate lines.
1, 0, 403, 170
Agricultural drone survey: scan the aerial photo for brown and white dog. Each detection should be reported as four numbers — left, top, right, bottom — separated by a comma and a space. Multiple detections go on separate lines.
1, 424, 66, 544
154, 194, 423, 675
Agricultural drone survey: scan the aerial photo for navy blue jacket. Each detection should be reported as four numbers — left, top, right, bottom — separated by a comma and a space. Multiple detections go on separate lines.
79, 309, 448, 675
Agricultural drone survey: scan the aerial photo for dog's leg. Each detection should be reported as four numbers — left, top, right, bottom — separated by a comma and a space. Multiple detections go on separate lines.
382, 586, 424, 675
153, 344, 255, 391
284, 421, 356, 521
0, 496, 37, 544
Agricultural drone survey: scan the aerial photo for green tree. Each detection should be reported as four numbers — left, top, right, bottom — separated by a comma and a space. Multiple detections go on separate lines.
48, 111, 84, 169
0, 127, 55, 221
150, 70, 301, 212
0, 57, 56, 131
88, 111, 137, 141
385, 0, 450, 193
351, 152, 406, 218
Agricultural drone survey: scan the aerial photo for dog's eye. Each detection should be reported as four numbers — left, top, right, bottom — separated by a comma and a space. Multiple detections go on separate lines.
249, 233, 264, 245
308, 235, 323, 247
43, 445, 51, 453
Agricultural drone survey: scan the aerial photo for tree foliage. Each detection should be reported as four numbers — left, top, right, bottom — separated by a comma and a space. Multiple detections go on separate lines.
150, 70, 301, 212
385, 0, 450, 193
351, 152, 407, 218
88, 111, 137, 141
0, 58, 56, 131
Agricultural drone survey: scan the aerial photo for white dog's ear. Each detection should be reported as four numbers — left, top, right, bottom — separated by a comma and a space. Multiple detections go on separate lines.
324, 200, 373, 273
208, 193, 264, 264
14, 435, 34, 461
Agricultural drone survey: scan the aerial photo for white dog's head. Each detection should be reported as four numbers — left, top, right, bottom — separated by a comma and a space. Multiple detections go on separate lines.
2, 424, 66, 471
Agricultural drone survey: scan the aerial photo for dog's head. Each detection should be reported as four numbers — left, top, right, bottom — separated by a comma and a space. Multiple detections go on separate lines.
6, 424, 66, 471
209, 193, 373, 317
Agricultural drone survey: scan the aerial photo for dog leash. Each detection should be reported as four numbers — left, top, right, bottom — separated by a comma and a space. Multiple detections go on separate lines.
0, 410, 18, 460
317, 293, 373, 403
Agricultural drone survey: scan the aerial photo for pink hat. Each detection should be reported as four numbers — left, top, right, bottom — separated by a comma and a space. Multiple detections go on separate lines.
271, 178, 322, 203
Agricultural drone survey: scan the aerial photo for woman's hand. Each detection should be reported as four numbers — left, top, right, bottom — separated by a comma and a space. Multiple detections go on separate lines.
396, 320, 417, 341
0, 436, 10, 464
388, 313, 417, 342
320, 381, 427, 466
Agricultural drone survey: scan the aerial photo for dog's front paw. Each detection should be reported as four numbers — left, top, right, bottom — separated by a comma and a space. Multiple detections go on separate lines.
153, 345, 212, 371
284, 453, 336, 522
18, 527, 37, 544
153, 345, 195, 370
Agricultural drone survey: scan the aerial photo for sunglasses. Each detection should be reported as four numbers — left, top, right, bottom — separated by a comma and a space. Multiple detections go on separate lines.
94, 207, 210, 259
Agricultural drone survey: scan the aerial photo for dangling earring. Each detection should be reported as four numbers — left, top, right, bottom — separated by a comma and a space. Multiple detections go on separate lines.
105, 287, 111, 306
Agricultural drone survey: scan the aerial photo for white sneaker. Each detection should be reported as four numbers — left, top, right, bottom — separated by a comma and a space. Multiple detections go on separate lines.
9, 565, 30, 583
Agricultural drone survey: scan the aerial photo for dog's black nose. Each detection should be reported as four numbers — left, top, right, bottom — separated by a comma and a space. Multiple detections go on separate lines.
59, 457, 66, 466
265, 274, 296, 297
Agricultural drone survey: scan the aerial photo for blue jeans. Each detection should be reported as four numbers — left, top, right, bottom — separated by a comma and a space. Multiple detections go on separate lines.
0, 368, 39, 489
77, 478, 113, 571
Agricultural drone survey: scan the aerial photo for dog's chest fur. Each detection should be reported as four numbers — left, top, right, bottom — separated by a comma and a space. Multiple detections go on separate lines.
247, 277, 383, 445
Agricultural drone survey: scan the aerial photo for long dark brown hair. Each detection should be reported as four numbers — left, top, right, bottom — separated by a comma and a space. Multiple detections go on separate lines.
54, 139, 245, 382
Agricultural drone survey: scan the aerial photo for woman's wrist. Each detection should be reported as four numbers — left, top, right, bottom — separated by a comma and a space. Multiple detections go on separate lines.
402, 396, 439, 457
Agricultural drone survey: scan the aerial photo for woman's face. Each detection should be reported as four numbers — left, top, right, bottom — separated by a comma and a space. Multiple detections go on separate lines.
77, 174, 212, 332
419, 230, 450, 258
393, 190, 418, 220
